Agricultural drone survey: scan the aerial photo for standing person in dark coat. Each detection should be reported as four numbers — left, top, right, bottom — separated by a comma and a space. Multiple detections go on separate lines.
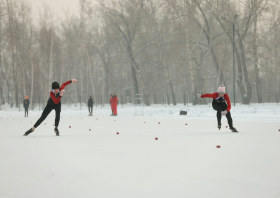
23, 96, 30, 117
197, 85, 238, 132
24, 79, 78, 136
88, 96, 94, 116
110, 92, 118, 116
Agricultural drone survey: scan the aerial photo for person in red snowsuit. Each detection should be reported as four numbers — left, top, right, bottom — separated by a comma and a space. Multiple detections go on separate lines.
110, 93, 118, 116
197, 85, 238, 132
24, 79, 78, 136
110, 94, 113, 115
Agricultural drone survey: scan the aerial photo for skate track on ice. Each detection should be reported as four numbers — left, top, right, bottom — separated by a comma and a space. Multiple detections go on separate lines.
0, 105, 280, 198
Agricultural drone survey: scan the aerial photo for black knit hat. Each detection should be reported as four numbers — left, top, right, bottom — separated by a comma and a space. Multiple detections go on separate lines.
52, 82, 60, 89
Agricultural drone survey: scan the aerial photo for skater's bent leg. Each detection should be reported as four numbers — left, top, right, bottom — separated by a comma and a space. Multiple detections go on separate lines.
226, 111, 233, 128
217, 111, 222, 123
54, 103, 61, 127
34, 105, 53, 128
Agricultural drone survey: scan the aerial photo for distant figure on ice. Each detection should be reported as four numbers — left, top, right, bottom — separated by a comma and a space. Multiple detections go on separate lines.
110, 94, 113, 115
23, 96, 30, 117
88, 96, 94, 116
24, 79, 78, 136
110, 92, 118, 116
197, 85, 238, 132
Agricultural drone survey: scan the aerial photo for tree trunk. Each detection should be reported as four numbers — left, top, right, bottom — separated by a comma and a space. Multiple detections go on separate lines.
253, 0, 262, 103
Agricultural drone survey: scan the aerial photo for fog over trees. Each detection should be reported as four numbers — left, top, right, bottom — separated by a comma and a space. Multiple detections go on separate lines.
0, 0, 280, 109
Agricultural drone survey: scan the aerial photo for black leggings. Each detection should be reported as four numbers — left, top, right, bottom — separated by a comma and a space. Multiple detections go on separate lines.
34, 103, 61, 128
24, 108, 28, 116
217, 111, 233, 128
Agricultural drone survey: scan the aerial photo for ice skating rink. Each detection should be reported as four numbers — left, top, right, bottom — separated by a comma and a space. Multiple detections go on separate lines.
0, 105, 280, 198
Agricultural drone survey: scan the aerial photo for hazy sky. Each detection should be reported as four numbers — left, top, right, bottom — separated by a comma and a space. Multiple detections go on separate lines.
29, 0, 80, 20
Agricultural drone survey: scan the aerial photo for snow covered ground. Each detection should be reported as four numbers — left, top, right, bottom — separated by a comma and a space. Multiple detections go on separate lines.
0, 103, 280, 198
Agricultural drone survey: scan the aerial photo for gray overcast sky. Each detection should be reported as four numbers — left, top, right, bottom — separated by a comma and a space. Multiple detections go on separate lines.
29, 0, 80, 21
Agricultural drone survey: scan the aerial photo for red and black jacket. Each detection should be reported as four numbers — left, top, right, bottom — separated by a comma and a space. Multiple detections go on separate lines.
201, 92, 231, 112
47, 80, 72, 105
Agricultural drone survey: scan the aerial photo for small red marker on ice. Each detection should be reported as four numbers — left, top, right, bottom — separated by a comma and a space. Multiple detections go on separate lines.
279, 129, 280, 132
116, 132, 119, 135
69, 126, 71, 128
216, 145, 220, 148
158, 122, 160, 124
45, 123, 46, 125
89, 129, 91, 131
155, 137, 158, 140
185, 124, 187, 125
226, 126, 228, 128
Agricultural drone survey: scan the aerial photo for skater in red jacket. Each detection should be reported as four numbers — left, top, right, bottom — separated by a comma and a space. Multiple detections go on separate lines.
24, 79, 78, 136
197, 85, 238, 132
110, 92, 118, 116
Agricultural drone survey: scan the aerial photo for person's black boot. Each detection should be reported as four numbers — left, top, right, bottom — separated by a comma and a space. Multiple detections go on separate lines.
230, 127, 238, 132
24, 128, 33, 136
54, 127, 60, 136
217, 122, 221, 130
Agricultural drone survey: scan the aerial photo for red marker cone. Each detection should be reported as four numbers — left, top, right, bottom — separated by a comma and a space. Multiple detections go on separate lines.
185, 124, 187, 125
89, 129, 91, 131
116, 132, 119, 135
158, 122, 160, 124
69, 126, 71, 128
155, 137, 158, 140
216, 145, 220, 148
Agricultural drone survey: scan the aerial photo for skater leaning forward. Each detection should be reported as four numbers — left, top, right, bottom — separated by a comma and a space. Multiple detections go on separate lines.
197, 85, 238, 132
24, 79, 78, 136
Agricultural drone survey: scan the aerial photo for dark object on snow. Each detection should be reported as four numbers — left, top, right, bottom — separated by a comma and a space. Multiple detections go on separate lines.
180, 111, 187, 115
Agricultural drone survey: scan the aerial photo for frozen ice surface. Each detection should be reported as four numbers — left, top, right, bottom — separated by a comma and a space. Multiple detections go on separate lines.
0, 103, 279, 198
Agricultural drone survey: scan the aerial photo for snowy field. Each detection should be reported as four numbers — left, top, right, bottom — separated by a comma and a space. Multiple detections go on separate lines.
1, 103, 280, 198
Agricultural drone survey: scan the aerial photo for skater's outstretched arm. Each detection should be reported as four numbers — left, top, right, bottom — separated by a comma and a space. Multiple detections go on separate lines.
201, 92, 219, 99
59, 79, 78, 91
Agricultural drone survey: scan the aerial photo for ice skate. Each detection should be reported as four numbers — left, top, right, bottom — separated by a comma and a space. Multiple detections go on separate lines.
24, 128, 33, 136
230, 127, 238, 132
54, 127, 60, 136
217, 122, 221, 130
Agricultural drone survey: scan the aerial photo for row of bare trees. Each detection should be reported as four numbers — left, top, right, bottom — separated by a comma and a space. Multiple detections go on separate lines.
0, 0, 280, 109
